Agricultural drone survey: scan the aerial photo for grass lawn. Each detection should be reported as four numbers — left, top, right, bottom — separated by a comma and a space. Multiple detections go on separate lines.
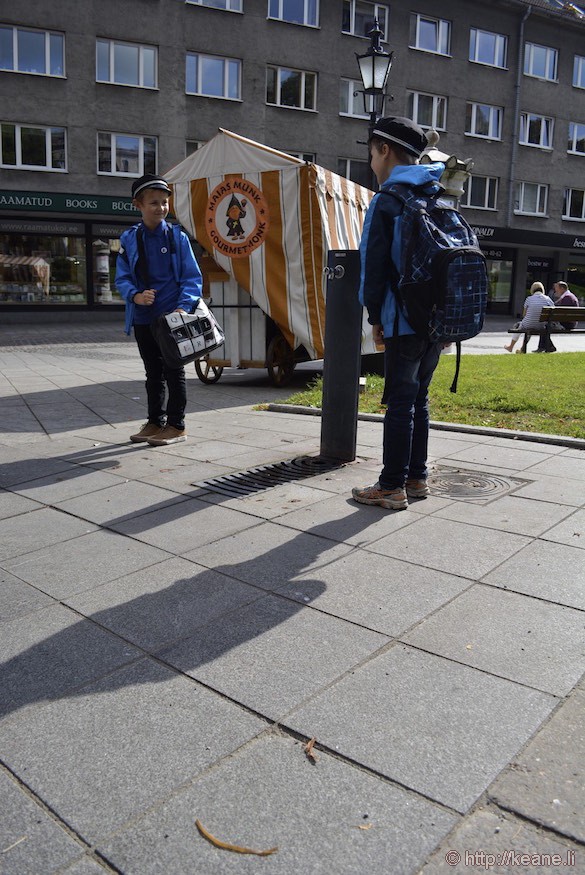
280, 352, 585, 439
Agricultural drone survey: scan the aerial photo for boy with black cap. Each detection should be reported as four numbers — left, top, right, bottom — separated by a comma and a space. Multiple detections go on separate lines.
116, 173, 203, 445
352, 117, 445, 510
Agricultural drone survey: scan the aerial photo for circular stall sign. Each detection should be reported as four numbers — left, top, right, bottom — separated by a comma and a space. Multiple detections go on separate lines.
205, 178, 270, 259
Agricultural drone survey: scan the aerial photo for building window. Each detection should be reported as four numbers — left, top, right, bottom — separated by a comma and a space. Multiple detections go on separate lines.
186, 52, 241, 99
97, 131, 156, 176
568, 122, 585, 154
469, 28, 507, 68
563, 188, 585, 220
266, 65, 316, 110
340, 78, 368, 118
0, 230, 86, 305
186, 139, 206, 156
519, 113, 554, 149
407, 91, 447, 130
342, 1, 388, 41
461, 175, 498, 210
573, 55, 585, 88
1, 123, 66, 171
524, 42, 558, 81
96, 39, 157, 88
0, 26, 64, 76
268, 0, 319, 26
409, 13, 451, 55
337, 157, 371, 188
465, 102, 502, 139
514, 181, 548, 216
185, 0, 243, 9
288, 150, 316, 161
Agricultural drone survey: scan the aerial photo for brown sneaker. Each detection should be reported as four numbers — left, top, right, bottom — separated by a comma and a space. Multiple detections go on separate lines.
406, 478, 430, 499
130, 422, 164, 443
351, 482, 408, 510
146, 425, 187, 446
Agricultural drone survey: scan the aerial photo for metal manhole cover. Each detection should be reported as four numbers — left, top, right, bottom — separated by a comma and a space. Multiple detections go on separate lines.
196, 455, 345, 498
428, 466, 531, 504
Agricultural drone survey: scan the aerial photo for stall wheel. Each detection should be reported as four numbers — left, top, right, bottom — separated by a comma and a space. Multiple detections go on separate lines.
195, 356, 224, 384
266, 333, 296, 387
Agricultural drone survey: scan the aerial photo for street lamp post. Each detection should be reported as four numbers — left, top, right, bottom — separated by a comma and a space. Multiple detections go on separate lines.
355, 19, 394, 140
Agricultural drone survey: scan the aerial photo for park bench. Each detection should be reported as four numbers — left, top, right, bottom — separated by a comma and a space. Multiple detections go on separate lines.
508, 306, 585, 353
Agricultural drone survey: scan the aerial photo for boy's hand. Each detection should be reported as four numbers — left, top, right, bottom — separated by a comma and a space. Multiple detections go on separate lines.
372, 324, 385, 350
135, 288, 157, 305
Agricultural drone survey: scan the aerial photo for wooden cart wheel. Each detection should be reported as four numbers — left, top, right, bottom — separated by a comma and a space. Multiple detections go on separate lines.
194, 356, 224, 384
266, 333, 296, 387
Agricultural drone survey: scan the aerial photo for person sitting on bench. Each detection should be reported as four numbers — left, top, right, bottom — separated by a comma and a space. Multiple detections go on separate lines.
505, 282, 555, 353
535, 280, 579, 351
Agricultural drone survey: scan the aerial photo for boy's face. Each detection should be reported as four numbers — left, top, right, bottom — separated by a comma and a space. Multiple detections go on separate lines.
133, 189, 170, 229
370, 142, 392, 186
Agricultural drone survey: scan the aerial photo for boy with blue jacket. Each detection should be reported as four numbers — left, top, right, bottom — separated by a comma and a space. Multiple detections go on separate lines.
352, 117, 445, 510
116, 174, 202, 445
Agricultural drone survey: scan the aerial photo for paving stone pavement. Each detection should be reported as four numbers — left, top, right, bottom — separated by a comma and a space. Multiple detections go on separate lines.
0, 319, 583, 874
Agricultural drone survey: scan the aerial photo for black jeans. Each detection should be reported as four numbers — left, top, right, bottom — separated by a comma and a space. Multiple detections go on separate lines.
134, 324, 186, 429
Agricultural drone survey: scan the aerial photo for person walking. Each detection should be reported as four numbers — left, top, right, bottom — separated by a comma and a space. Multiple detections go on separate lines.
352, 117, 444, 511
115, 174, 203, 445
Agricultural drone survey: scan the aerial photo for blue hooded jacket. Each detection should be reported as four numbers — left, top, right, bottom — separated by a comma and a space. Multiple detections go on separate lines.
359, 162, 445, 337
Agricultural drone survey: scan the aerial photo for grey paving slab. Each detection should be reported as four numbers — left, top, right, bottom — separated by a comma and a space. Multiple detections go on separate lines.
482, 540, 585, 610
55, 480, 190, 525
59, 856, 112, 874
0, 568, 55, 625
159, 593, 389, 717
420, 806, 581, 874
98, 732, 457, 875
0, 771, 85, 875
0, 603, 140, 720
284, 644, 556, 813
182, 520, 353, 590
510, 473, 585, 507
10, 466, 127, 505
364, 516, 531, 580
402, 585, 585, 696
3, 529, 171, 599
275, 550, 472, 636
0, 488, 43, 520
66, 557, 265, 652
541, 509, 585, 550
436, 443, 560, 472
193, 481, 337, 520
490, 690, 585, 844
523, 454, 585, 480
434, 495, 574, 537
0, 507, 97, 562
0, 456, 73, 488
0, 658, 266, 844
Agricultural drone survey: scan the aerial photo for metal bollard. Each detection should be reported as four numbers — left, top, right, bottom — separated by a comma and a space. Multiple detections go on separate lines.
320, 250, 362, 462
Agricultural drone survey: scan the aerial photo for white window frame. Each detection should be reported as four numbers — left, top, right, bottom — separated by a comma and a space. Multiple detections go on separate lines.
288, 150, 316, 162
469, 28, 507, 68
461, 175, 498, 211
519, 112, 554, 149
524, 42, 558, 81
514, 181, 548, 216
465, 102, 503, 140
0, 25, 65, 77
97, 131, 157, 177
409, 13, 451, 56
96, 39, 157, 89
563, 188, 585, 221
337, 157, 371, 187
186, 139, 206, 156
0, 122, 67, 171
184, 0, 242, 10
573, 55, 585, 88
266, 65, 316, 110
568, 122, 585, 155
268, 0, 319, 27
407, 91, 447, 131
185, 52, 241, 100
340, 78, 369, 119
342, 1, 389, 41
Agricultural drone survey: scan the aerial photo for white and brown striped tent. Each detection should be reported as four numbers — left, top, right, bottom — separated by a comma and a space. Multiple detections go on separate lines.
165, 128, 374, 360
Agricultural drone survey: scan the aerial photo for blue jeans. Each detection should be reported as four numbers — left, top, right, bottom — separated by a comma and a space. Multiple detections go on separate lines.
134, 324, 186, 429
379, 335, 441, 489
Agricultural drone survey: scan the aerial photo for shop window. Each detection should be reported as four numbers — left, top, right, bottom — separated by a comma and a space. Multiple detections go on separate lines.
342, 1, 388, 40
407, 91, 447, 130
409, 13, 451, 56
340, 78, 369, 118
186, 52, 241, 100
519, 113, 553, 149
0, 26, 64, 76
469, 28, 507, 68
465, 102, 502, 139
462, 175, 498, 210
524, 42, 558, 81
337, 157, 371, 189
568, 122, 585, 155
96, 39, 157, 89
185, 0, 242, 9
0, 231, 86, 304
1, 123, 66, 171
269, 0, 319, 26
514, 181, 548, 216
266, 65, 316, 110
567, 263, 585, 301
97, 131, 157, 176
486, 254, 514, 308
573, 54, 585, 88
93, 233, 123, 304
562, 187, 585, 221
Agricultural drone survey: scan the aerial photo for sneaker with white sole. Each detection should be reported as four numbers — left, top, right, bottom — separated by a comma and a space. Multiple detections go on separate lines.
130, 422, 164, 443
406, 478, 430, 499
351, 482, 408, 510
146, 425, 186, 446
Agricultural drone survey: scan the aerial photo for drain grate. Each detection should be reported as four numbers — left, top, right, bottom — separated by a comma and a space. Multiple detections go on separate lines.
197, 455, 345, 498
428, 466, 531, 504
